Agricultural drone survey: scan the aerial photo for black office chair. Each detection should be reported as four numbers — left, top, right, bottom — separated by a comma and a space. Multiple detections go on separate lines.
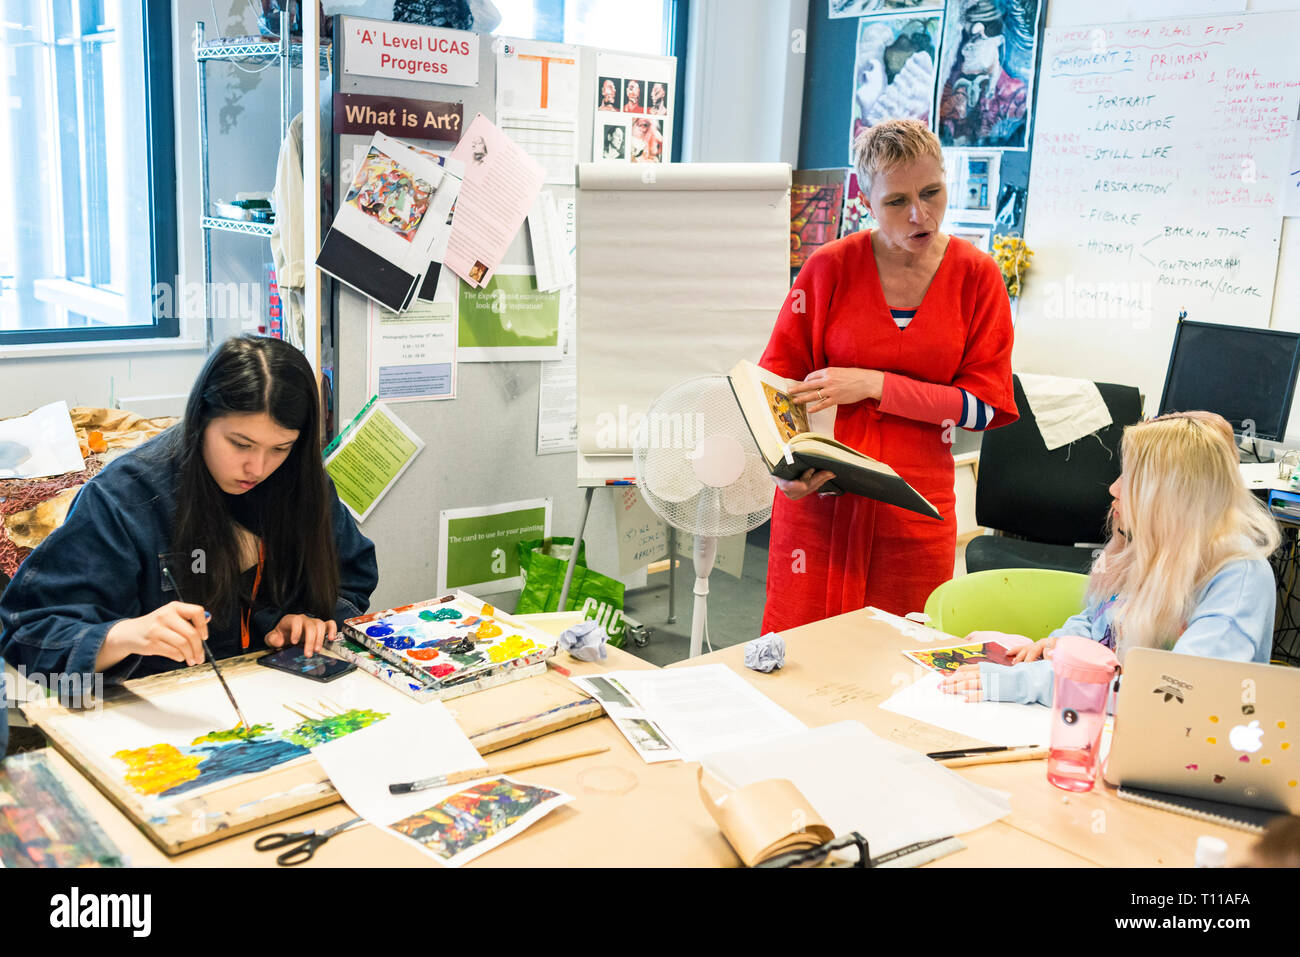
965, 375, 1143, 575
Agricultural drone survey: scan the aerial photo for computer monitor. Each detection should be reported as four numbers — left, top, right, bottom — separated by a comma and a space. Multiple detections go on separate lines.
1158, 319, 1300, 442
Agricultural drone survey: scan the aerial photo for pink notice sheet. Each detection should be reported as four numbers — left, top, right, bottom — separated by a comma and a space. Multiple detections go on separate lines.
445, 113, 546, 288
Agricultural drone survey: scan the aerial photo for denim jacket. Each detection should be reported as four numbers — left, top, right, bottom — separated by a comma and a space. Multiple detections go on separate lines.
0, 431, 378, 687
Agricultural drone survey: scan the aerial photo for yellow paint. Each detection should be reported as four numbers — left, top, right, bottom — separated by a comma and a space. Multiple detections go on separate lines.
1206, 737, 1217, 744
113, 743, 203, 796
1208, 715, 1219, 723
487, 633, 537, 663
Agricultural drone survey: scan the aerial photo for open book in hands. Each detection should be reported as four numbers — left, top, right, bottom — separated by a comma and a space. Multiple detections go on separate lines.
727, 359, 940, 519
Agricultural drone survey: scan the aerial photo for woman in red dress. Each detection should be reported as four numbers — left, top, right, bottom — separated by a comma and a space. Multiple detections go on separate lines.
760, 119, 1017, 633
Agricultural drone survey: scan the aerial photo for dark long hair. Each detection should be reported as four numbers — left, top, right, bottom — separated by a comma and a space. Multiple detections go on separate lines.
162, 336, 338, 626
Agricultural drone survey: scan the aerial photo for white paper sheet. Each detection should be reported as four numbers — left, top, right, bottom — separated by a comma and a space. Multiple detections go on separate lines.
880, 672, 1052, 747
502, 113, 579, 187
613, 665, 807, 761
312, 704, 486, 825
570, 674, 681, 763
0, 400, 85, 479
366, 297, 457, 402
614, 486, 667, 574
527, 191, 574, 292
537, 352, 578, 456
702, 720, 1011, 858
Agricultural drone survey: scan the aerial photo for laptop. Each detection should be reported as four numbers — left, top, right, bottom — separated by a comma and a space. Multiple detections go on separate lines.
1105, 648, 1300, 820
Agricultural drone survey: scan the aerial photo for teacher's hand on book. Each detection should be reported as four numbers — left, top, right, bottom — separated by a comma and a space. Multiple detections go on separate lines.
774, 468, 837, 501
788, 368, 884, 414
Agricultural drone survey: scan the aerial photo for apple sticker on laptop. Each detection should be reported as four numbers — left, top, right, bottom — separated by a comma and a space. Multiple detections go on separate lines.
1229, 719, 1264, 754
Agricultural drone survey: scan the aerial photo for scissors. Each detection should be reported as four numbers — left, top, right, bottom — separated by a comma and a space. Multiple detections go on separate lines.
254, 815, 365, 866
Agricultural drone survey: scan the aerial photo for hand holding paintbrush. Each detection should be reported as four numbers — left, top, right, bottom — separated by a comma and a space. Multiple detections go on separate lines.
160, 567, 251, 729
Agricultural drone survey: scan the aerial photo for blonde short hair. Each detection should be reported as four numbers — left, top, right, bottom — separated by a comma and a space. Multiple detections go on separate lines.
852, 119, 944, 193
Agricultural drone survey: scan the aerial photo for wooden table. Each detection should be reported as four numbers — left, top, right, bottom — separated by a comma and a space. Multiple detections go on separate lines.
669, 607, 1259, 868
16, 609, 1256, 867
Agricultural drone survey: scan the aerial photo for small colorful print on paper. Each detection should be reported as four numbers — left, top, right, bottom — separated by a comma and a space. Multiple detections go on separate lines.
345, 147, 435, 241
390, 776, 566, 865
903, 638, 1029, 674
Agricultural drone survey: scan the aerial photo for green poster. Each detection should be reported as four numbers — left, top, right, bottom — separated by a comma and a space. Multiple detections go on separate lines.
458, 270, 561, 360
324, 398, 425, 522
438, 498, 551, 593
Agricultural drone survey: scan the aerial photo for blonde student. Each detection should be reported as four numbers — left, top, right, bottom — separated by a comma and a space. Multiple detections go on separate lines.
941, 411, 1278, 705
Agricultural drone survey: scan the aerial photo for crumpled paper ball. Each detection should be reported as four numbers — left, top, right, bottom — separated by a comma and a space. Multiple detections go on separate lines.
559, 620, 609, 663
744, 633, 786, 673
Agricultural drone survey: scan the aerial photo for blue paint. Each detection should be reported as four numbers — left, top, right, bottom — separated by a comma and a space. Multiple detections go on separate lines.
162, 738, 310, 797
366, 623, 394, 638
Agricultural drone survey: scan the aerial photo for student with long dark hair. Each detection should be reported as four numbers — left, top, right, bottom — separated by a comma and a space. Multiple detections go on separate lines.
0, 336, 378, 682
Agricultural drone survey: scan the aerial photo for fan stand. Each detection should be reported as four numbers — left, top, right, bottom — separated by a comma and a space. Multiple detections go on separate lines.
689, 535, 718, 658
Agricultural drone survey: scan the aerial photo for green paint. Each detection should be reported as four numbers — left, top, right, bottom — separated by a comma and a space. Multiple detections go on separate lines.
193, 723, 275, 745
281, 709, 389, 748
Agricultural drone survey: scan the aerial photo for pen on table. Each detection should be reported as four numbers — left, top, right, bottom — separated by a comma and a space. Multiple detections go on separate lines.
927, 744, 1048, 767
162, 567, 251, 730
389, 745, 611, 795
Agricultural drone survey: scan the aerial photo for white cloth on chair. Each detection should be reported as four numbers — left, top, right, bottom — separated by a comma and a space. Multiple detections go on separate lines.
1018, 373, 1113, 451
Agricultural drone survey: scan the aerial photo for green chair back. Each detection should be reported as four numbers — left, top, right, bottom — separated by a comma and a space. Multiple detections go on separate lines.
923, 568, 1090, 640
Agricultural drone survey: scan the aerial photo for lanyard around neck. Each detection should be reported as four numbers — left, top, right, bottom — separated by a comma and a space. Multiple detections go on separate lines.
240, 542, 265, 650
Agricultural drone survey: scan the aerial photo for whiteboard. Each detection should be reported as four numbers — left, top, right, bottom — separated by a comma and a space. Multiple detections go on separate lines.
1015, 10, 1300, 411
575, 162, 791, 462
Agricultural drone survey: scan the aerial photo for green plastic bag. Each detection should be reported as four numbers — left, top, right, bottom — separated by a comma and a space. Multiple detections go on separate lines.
515, 537, 626, 647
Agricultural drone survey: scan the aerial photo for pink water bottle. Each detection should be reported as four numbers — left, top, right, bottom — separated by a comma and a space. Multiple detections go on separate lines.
1047, 635, 1119, 792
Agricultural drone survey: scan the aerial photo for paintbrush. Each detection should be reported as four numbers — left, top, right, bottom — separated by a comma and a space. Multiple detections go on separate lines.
162, 567, 251, 730
389, 745, 610, 794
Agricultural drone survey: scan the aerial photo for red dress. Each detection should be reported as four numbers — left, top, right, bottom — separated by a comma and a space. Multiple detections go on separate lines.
759, 231, 1017, 633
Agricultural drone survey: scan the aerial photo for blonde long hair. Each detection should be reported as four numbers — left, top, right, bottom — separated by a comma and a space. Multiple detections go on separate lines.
1089, 411, 1279, 655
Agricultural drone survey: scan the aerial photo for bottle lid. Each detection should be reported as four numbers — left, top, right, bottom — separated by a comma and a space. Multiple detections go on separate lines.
1050, 634, 1119, 683
1196, 835, 1228, 868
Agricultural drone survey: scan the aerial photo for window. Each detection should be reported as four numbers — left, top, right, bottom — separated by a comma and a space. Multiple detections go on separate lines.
493, 0, 674, 58
0, 0, 176, 345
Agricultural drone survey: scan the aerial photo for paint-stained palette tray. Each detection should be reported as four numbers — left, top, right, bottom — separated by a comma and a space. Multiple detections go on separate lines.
345, 592, 557, 690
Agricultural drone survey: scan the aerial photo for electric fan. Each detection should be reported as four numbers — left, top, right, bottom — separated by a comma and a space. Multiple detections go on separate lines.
632, 376, 774, 657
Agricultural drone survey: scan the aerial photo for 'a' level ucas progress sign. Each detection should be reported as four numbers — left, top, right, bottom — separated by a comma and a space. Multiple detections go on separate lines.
342, 16, 479, 87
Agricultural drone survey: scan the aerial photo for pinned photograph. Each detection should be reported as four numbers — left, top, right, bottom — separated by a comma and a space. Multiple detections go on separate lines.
345, 147, 434, 242
646, 79, 670, 115
830, 0, 944, 17
596, 76, 621, 111
935, 0, 1044, 150
602, 123, 627, 160
622, 77, 647, 114
848, 14, 941, 161
630, 116, 664, 164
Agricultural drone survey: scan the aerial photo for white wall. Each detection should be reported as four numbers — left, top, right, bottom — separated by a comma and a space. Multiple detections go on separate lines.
1017, 0, 1300, 444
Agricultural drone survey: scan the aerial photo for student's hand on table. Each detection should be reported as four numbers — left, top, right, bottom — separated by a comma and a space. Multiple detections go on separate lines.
100, 601, 209, 670
939, 664, 985, 702
788, 368, 884, 413
266, 614, 337, 657
774, 468, 837, 500
1011, 636, 1056, 664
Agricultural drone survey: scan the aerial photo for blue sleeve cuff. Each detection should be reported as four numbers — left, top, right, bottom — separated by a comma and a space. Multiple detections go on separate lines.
979, 659, 1055, 706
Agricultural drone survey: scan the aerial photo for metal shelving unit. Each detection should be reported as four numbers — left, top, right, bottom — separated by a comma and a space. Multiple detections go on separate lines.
193, 10, 332, 349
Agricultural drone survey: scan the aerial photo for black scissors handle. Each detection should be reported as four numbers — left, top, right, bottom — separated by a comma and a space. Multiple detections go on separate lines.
254, 829, 313, 851
275, 835, 327, 866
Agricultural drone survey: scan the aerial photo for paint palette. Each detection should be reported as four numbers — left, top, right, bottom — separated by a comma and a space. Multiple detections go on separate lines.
345, 592, 557, 690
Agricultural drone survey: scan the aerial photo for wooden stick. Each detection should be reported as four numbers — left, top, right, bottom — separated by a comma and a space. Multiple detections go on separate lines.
936, 747, 1050, 768
283, 703, 313, 722
389, 745, 611, 794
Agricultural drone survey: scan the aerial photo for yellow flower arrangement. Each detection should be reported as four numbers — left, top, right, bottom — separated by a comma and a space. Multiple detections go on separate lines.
992, 234, 1034, 299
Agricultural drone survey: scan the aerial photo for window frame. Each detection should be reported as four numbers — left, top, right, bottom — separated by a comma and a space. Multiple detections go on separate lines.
0, 0, 178, 347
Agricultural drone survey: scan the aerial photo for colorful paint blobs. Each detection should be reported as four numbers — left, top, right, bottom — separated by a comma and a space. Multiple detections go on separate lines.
281, 709, 389, 748
366, 623, 394, 638
1279, 721, 1287, 729
488, 635, 538, 664
381, 634, 416, 650
473, 621, 503, 640
113, 744, 204, 796
420, 608, 461, 621
390, 778, 561, 863
1290, 781, 1297, 788
429, 663, 455, 678
1281, 742, 1291, 751
407, 648, 439, 661
192, 723, 274, 744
